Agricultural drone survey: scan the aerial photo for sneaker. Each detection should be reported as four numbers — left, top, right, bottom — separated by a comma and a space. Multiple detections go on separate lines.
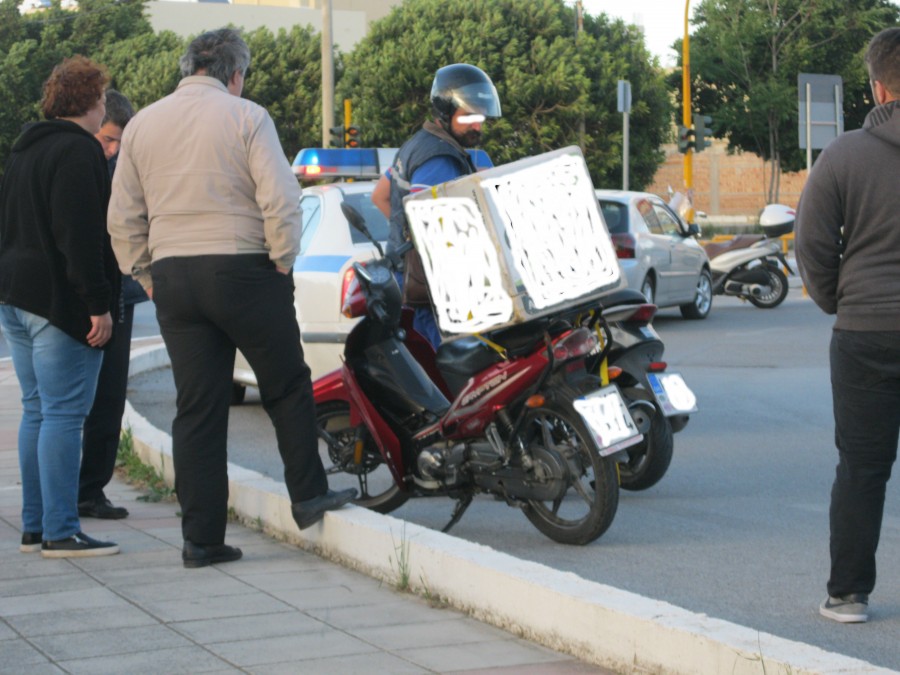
41, 532, 119, 558
20, 532, 42, 553
820, 594, 869, 623
78, 497, 129, 520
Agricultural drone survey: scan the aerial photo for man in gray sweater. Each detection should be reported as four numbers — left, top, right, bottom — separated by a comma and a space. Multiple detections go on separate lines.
796, 27, 900, 624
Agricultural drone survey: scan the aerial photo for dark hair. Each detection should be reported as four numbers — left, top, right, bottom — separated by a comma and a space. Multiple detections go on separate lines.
102, 89, 134, 128
179, 27, 250, 86
41, 55, 109, 120
865, 27, 900, 98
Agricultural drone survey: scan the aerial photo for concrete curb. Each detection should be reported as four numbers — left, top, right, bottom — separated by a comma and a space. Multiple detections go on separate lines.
124, 343, 890, 675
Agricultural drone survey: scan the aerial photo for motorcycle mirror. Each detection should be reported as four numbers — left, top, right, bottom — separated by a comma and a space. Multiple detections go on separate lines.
340, 202, 384, 257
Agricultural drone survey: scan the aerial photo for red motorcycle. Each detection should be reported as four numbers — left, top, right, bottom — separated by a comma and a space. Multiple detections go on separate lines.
312, 205, 642, 545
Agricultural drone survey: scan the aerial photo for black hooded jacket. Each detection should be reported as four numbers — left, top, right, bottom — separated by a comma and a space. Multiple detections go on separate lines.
0, 119, 119, 346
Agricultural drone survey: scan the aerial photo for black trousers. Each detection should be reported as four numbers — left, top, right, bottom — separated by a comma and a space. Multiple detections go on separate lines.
828, 329, 900, 598
79, 302, 135, 503
152, 254, 327, 545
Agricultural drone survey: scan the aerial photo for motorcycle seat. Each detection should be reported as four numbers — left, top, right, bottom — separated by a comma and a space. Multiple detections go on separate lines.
435, 320, 550, 395
600, 288, 648, 307
703, 234, 764, 259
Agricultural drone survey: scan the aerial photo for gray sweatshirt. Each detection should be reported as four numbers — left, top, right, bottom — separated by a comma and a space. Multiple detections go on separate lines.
795, 99, 900, 331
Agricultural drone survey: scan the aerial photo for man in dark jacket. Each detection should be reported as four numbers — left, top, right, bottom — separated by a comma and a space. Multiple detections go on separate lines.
795, 27, 900, 624
371, 63, 500, 348
78, 89, 149, 520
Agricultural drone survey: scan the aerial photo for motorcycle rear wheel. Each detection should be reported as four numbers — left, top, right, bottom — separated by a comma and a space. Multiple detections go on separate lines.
617, 389, 674, 491
521, 394, 619, 545
748, 264, 788, 308
315, 401, 409, 514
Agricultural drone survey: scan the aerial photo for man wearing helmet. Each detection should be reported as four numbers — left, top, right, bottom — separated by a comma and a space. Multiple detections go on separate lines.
372, 63, 501, 347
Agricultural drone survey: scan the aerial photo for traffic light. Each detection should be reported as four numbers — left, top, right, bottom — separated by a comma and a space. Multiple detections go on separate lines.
677, 125, 695, 153
329, 125, 345, 148
344, 125, 361, 149
693, 114, 712, 153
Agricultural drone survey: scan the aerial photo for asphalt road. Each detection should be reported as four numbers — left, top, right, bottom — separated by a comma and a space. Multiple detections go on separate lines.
128, 293, 900, 670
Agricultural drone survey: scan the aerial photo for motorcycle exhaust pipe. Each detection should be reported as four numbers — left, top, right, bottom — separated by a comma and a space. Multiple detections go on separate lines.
724, 281, 764, 298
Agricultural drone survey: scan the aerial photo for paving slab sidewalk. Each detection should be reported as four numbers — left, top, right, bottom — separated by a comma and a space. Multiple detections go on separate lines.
0, 358, 612, 674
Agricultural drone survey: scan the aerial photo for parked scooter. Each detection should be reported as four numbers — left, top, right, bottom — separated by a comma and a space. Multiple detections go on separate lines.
704, 204, 795, 308
564, 291, 697, 491
313, 205, 643, 545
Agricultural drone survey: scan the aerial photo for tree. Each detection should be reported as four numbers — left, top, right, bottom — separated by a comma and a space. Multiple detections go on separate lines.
339, 0, 669, 190
0, 0, 156, 176
678, 0, 898, 202
243, 24, 328, 159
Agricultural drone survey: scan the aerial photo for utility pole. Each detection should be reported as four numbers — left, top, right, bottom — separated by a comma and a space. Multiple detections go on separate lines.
682, 0, 694, 221
321, 0, 334, 148
575, 0, 585, 152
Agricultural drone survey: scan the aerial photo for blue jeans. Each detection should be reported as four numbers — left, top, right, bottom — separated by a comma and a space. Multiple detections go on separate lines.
0, 306, 103, 541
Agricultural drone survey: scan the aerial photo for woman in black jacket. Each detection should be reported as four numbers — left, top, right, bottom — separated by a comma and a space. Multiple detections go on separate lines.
0, 56, 120, 558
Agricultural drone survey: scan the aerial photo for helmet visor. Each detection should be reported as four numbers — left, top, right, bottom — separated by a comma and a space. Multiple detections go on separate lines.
449, 81, 502, 118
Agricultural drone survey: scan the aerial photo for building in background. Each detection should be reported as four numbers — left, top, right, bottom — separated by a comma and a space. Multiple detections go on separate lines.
147, 0, 398, 48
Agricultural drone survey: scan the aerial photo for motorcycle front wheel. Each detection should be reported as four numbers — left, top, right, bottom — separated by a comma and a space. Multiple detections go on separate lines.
748, 264, 788, 308
315, 401, 409, 514
617, 389, 674, 491
521, 394, 619, 545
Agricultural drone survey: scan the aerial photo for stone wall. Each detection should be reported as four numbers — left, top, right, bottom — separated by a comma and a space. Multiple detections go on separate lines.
644, 140, 807, 218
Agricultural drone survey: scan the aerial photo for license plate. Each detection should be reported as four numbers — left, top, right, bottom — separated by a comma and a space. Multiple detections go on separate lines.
646, 373, 698, 416
573, 386, 643, 456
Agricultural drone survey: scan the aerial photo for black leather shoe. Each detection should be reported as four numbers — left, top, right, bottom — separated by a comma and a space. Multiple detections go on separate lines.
78, 498, 129, 520
291, 488, 358, 530
182, 541, 243, 569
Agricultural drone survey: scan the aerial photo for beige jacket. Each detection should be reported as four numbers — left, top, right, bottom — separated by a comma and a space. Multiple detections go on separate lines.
108, 76, 301, 290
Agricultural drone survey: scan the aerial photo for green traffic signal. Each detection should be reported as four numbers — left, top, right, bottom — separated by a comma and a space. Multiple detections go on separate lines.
693, 114, 713, 153
329, 125, 345, 148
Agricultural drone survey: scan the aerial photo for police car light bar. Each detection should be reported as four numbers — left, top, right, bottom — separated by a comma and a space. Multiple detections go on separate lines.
292, 147, 493, 181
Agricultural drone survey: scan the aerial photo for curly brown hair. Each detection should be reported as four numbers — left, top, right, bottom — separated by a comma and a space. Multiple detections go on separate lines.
41, 55, 109, 120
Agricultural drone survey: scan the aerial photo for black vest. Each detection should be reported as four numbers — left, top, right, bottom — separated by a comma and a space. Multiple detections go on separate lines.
387, 125, 477, 252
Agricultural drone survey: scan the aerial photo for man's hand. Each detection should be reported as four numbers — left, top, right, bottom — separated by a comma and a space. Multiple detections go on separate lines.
146, 286, 153, 301
276, 266, 290, 275
87, 312, 113, 348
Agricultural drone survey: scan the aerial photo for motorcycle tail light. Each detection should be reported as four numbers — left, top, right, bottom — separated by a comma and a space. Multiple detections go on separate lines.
607, 365, 623, 379
626, 303, 658, 325
648, 361, 667, 372
610, 232, 636, 259
552, 328, 598, 361
340, 268, 367, 318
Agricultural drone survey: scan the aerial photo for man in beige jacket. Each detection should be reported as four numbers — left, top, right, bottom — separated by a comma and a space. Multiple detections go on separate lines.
108, 28, 355, 569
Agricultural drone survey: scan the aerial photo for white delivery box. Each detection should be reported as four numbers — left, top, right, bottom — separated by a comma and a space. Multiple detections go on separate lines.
403, 145, 623, 339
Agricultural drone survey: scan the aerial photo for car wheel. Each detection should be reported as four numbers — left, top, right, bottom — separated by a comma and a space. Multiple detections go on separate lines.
640, 275, 655, 305
680, 269, 713, 319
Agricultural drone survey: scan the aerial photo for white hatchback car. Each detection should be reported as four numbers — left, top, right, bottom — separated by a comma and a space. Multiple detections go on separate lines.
595, 189, 712, 320
231, 180, 387, 403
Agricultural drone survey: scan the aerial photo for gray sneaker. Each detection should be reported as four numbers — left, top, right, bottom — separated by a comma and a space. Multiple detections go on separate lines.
820, 594, 869, 623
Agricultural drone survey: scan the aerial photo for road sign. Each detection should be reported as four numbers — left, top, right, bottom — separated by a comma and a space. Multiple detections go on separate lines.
798, 73, 843, 170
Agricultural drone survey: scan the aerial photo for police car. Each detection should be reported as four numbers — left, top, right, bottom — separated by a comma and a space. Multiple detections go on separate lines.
231, 149, 388, 403
231, 146, 490, 403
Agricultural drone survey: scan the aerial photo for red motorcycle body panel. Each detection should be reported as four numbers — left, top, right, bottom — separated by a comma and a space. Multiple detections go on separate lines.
439, 348, 550, 440
340, 365, 407, 486
312, 365, 407, 489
